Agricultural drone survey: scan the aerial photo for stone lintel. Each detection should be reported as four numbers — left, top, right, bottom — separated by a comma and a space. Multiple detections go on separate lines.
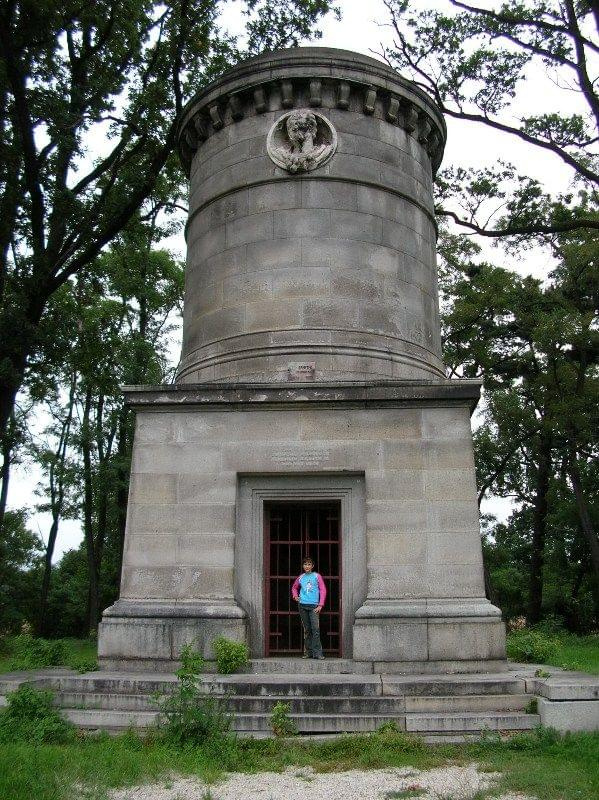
121, 379, 482, 413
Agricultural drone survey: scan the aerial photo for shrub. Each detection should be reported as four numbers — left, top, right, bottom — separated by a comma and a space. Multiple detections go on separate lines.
270, 701, 298, 737
157, 643, 231, 747
0, 685, 74, 744
213, 636, 249, 674
507, 629, 560, 664
9, 634, 68, 669
70, 658, 99, 674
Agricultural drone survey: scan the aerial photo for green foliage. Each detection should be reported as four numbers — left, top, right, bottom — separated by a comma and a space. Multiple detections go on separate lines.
0, 511, 43, 632
157, 644, 231, 747
0, 686, 74, 744
9, 635, 68, 670
270, 701, 298, 737
506, 629, 560, 664
524, 698, 538, 714
213, 636, 249, 675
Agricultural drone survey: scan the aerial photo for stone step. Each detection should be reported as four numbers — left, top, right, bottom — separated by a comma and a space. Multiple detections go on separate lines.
405, 712, 540, 733
62, 707, 540, 736
246, 659, 373, 674
53, 691, 532, 715
49, 671, 525, 699
64, 708, 160, 730
404, 694, 531, 713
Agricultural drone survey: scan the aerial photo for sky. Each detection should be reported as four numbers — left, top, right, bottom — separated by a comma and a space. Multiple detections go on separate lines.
8, 0, 588, 558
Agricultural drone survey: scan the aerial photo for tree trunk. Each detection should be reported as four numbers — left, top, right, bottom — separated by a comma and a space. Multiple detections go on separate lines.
0, 432, 11, 535
568, 447, 599, 585
528, 431, 552, 625
81, 386, 99, 634
37, 374, 76, 634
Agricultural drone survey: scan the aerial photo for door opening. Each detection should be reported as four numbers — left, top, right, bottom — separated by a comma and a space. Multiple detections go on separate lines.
264, 501, 341, 657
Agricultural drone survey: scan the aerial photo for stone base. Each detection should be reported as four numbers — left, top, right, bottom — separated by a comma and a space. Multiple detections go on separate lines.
98, 600, 247, 669
353, 599, 506, 668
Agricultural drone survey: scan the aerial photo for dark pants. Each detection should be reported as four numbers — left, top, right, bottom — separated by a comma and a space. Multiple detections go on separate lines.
298, 603, 324, 658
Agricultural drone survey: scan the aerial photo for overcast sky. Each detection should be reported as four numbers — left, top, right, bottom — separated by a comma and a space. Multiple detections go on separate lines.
9, 0, 586, 558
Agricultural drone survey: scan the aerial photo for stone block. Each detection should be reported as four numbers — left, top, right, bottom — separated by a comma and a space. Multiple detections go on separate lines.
246, 238, 302, 270
299, 408, 421, 441
245, 297, 303, 331
247, 181, 301, 214
366, 469, 424, 501
422, 407, 472, 441
301, 180, 358, 210
186, 223, 226, 258
428, 619, 506, 661
177, 533, 234, 567
124, 534, 178, 567
271, 266, 331, 298
423, 469, 478, 502
426, 531, 483, 565
222, 271, 272, 305
302, 297, 362, 328
225, 211, 273, 247
366, 501, 429, 533
173, 411, 301, 443
128, 473, 178, 504
329, 210, 383, 244
134, 414, 175, 444
201, 306, 246, 343
273, 208, 331, 238
221, 439, 382, 473
127, 502, 234, 535
367, 532, 427, 566
353, 618, 428, 661
98, 619, 171, 660
131, 443, 221, 475
538, 698, 599, 733
428, 501, 481, 532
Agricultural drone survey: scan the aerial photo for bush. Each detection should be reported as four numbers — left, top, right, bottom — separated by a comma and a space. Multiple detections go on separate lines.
270, 701, 298, 737
0, 685, 74, 744
213, 636, 249, 674
9, 634, 68, 670
157, 643, 231, 747
507, 629, 560, 664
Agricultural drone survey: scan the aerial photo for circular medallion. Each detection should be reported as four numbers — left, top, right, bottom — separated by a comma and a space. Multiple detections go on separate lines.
266, 109, 337, 173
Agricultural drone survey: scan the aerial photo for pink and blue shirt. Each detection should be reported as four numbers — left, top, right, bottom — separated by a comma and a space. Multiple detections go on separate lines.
292, 572, 327, 606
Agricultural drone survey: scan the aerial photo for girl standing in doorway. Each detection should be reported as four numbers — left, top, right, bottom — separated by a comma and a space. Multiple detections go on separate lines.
291, 557, 327, 659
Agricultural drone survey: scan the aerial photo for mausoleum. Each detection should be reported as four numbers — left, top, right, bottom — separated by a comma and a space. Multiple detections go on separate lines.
98, 48, 507, 673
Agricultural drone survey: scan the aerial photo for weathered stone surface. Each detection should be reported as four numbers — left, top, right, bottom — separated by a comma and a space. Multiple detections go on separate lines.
98, 46, 507, 673
538, 697, 599, 732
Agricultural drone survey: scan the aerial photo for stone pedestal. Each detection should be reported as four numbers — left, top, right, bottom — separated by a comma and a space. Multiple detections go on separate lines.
98, 47, 506, 672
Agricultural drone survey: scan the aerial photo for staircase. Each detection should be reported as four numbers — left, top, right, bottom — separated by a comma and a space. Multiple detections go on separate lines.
0, 660, 540, 741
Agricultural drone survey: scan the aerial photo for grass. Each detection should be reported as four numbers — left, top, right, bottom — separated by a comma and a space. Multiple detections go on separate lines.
548, 633, 599, 674
0, 637, 98, 674
0, 728, 598, 800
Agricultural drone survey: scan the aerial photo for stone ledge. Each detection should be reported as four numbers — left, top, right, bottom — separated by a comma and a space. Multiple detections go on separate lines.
122, 379, 482, 412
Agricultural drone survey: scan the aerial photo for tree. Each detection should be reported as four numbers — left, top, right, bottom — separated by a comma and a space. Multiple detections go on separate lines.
379, 0, 599, 239
438, 222, 598, 625
0, 0, 337, 486
0, 509, 43, 631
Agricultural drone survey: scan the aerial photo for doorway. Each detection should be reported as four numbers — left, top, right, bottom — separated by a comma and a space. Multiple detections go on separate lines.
264, 501, 341, 657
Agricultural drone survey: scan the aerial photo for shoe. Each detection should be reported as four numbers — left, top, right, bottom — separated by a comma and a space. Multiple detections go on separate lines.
302, 653, 310, 659
315, 655, 325, 660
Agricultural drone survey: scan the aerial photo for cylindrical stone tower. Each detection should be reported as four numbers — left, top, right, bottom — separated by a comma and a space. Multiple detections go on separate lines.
176, 48, 446, 384
98, 48, 506, 674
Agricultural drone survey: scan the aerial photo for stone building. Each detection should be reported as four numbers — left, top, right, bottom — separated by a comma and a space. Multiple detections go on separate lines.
98, 48, 506, 673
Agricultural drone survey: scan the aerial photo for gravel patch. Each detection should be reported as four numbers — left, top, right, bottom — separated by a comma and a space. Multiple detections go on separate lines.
109, 764, 538, 800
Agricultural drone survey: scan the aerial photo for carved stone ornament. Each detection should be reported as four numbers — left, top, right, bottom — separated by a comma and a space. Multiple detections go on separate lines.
266, 109, 337, 173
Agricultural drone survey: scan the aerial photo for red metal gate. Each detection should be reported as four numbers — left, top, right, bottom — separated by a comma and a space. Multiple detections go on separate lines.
264, 501, 341, 657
